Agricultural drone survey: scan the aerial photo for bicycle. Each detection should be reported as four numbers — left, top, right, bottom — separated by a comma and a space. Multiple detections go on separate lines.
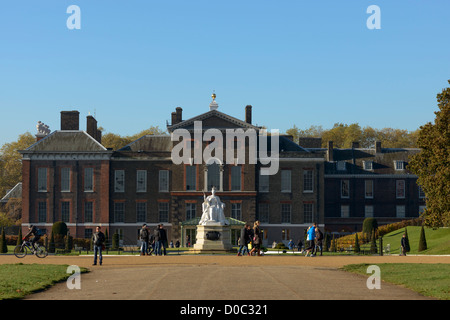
14, 239, 48, 258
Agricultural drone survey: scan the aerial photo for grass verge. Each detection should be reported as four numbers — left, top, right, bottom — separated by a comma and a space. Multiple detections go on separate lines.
0, 263, 88, 300
341, 263, 450, 300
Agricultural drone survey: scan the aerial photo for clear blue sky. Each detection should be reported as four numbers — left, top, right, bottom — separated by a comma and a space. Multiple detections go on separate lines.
1, 0, 449, 146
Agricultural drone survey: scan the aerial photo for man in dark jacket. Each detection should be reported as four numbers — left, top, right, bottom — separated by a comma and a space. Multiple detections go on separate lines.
139, 224, 149, 256
159, 224, 168, 256
154, 225, 162, 256
92, 226, 105, 265
237, 224, 251, 256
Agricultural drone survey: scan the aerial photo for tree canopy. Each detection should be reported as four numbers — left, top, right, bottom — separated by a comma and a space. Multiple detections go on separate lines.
286, 123, 419, 149
100, 126, 167, 150
409, 80, 450, 228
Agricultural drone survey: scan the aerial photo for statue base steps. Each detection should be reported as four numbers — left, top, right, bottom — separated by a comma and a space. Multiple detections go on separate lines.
190, 224, 233, 254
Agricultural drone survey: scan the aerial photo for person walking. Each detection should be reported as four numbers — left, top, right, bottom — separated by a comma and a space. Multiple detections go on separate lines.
159, 224, 168, 256
400, 233, 409, 256
154, 225, 162, 256
288, 239, 294, 250
92, 226, 105, 265
139, 224, 149, 256
297, 239, 303, 253
315, 225, 323, 256
249, 221, 262, 256
304, 223, 316, 257
148, 232, 155, 255
237, 224, 251, 256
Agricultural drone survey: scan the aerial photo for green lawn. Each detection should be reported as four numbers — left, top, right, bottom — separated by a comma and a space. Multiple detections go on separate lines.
0, 263, 88, 300
342, 263, 450, 300
381, 226, 450, 255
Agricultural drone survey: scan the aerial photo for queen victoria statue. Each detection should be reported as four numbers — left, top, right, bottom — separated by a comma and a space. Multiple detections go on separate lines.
192, 187, 232, 253
199, 187, 229, 226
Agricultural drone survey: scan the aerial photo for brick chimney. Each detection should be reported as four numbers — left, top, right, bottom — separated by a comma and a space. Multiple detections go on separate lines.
171, 112, 177, 126
86, 115, 98, 140
375, 141, 382, 154
96, 129, 102, 144
176, 107, 183, 123
245, 105, 252, 124
327, 141, 334, 162
61, 111, 79, 130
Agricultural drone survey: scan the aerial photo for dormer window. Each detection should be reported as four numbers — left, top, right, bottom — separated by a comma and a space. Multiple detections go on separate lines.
336, 161, 346, 171
394, 160, 405, 170
363, 161, 373, 171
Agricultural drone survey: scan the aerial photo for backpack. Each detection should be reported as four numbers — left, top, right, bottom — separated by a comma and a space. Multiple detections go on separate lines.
316, 229, 323, 241
35, 227, 44, 236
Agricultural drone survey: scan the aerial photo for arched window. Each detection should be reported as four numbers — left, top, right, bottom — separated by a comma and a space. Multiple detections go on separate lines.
205, 158, 223, 191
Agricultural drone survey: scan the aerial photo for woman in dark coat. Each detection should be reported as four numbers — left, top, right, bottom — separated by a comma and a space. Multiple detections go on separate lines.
249, 221, 262, 256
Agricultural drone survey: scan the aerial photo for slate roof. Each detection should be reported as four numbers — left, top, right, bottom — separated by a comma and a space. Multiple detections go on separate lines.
23, 130, 107, 152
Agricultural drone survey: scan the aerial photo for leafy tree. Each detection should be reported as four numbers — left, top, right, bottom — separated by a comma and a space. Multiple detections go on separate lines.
0, 132, 35, 200
100, 126, 167, 150
286, 123, 418, 148
409, 80, 450, 228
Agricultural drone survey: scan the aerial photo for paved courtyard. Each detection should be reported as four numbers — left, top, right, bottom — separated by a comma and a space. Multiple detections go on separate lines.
2, 254, 447, 300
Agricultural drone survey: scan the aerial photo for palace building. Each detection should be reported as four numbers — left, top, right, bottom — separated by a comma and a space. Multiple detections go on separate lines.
19, 95, 424, 245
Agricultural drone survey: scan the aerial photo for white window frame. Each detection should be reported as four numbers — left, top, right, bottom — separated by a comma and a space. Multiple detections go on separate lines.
396, 205, 406, 218
303, 203, 314, 223
365, 180, 374, 199
61, 167, 71, 192
365, 205, 374, 218
341, 180, 350, 199
259, 170, 269, 192
159, 170, 169, 192
281, 170, 291, 193
396, 180, 405, 199
394, 160, 405, 170
341, 205, 350, 218
303, 170, 314, 193
136, 170, 147, 193
38, 168, 48, 192
230, 165, 242, 191
115, 170, 125, 193
84, 168, 94, 192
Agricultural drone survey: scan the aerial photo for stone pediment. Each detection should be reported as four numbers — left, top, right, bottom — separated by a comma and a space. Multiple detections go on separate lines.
167, 110, 260, 132
24, 131, 107, 152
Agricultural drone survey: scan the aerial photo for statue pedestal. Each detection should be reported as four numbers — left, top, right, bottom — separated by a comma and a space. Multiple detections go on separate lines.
190, 224, 233, 254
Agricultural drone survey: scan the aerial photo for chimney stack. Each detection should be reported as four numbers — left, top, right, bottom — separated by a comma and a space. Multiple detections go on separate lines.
171, 112, 177, 125
245, 105, 252, 124
327, 141, 334, 162
375, 141, 382, 154
61, 111, 80, 130
96, 129, 102, 144
176, 107, 183, 123
86, 115, 99, 141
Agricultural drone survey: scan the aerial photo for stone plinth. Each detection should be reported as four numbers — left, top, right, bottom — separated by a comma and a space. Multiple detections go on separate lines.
190, 224, 233, 254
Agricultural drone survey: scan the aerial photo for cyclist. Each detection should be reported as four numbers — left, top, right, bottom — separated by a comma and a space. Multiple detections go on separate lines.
23, 225, 42, 252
